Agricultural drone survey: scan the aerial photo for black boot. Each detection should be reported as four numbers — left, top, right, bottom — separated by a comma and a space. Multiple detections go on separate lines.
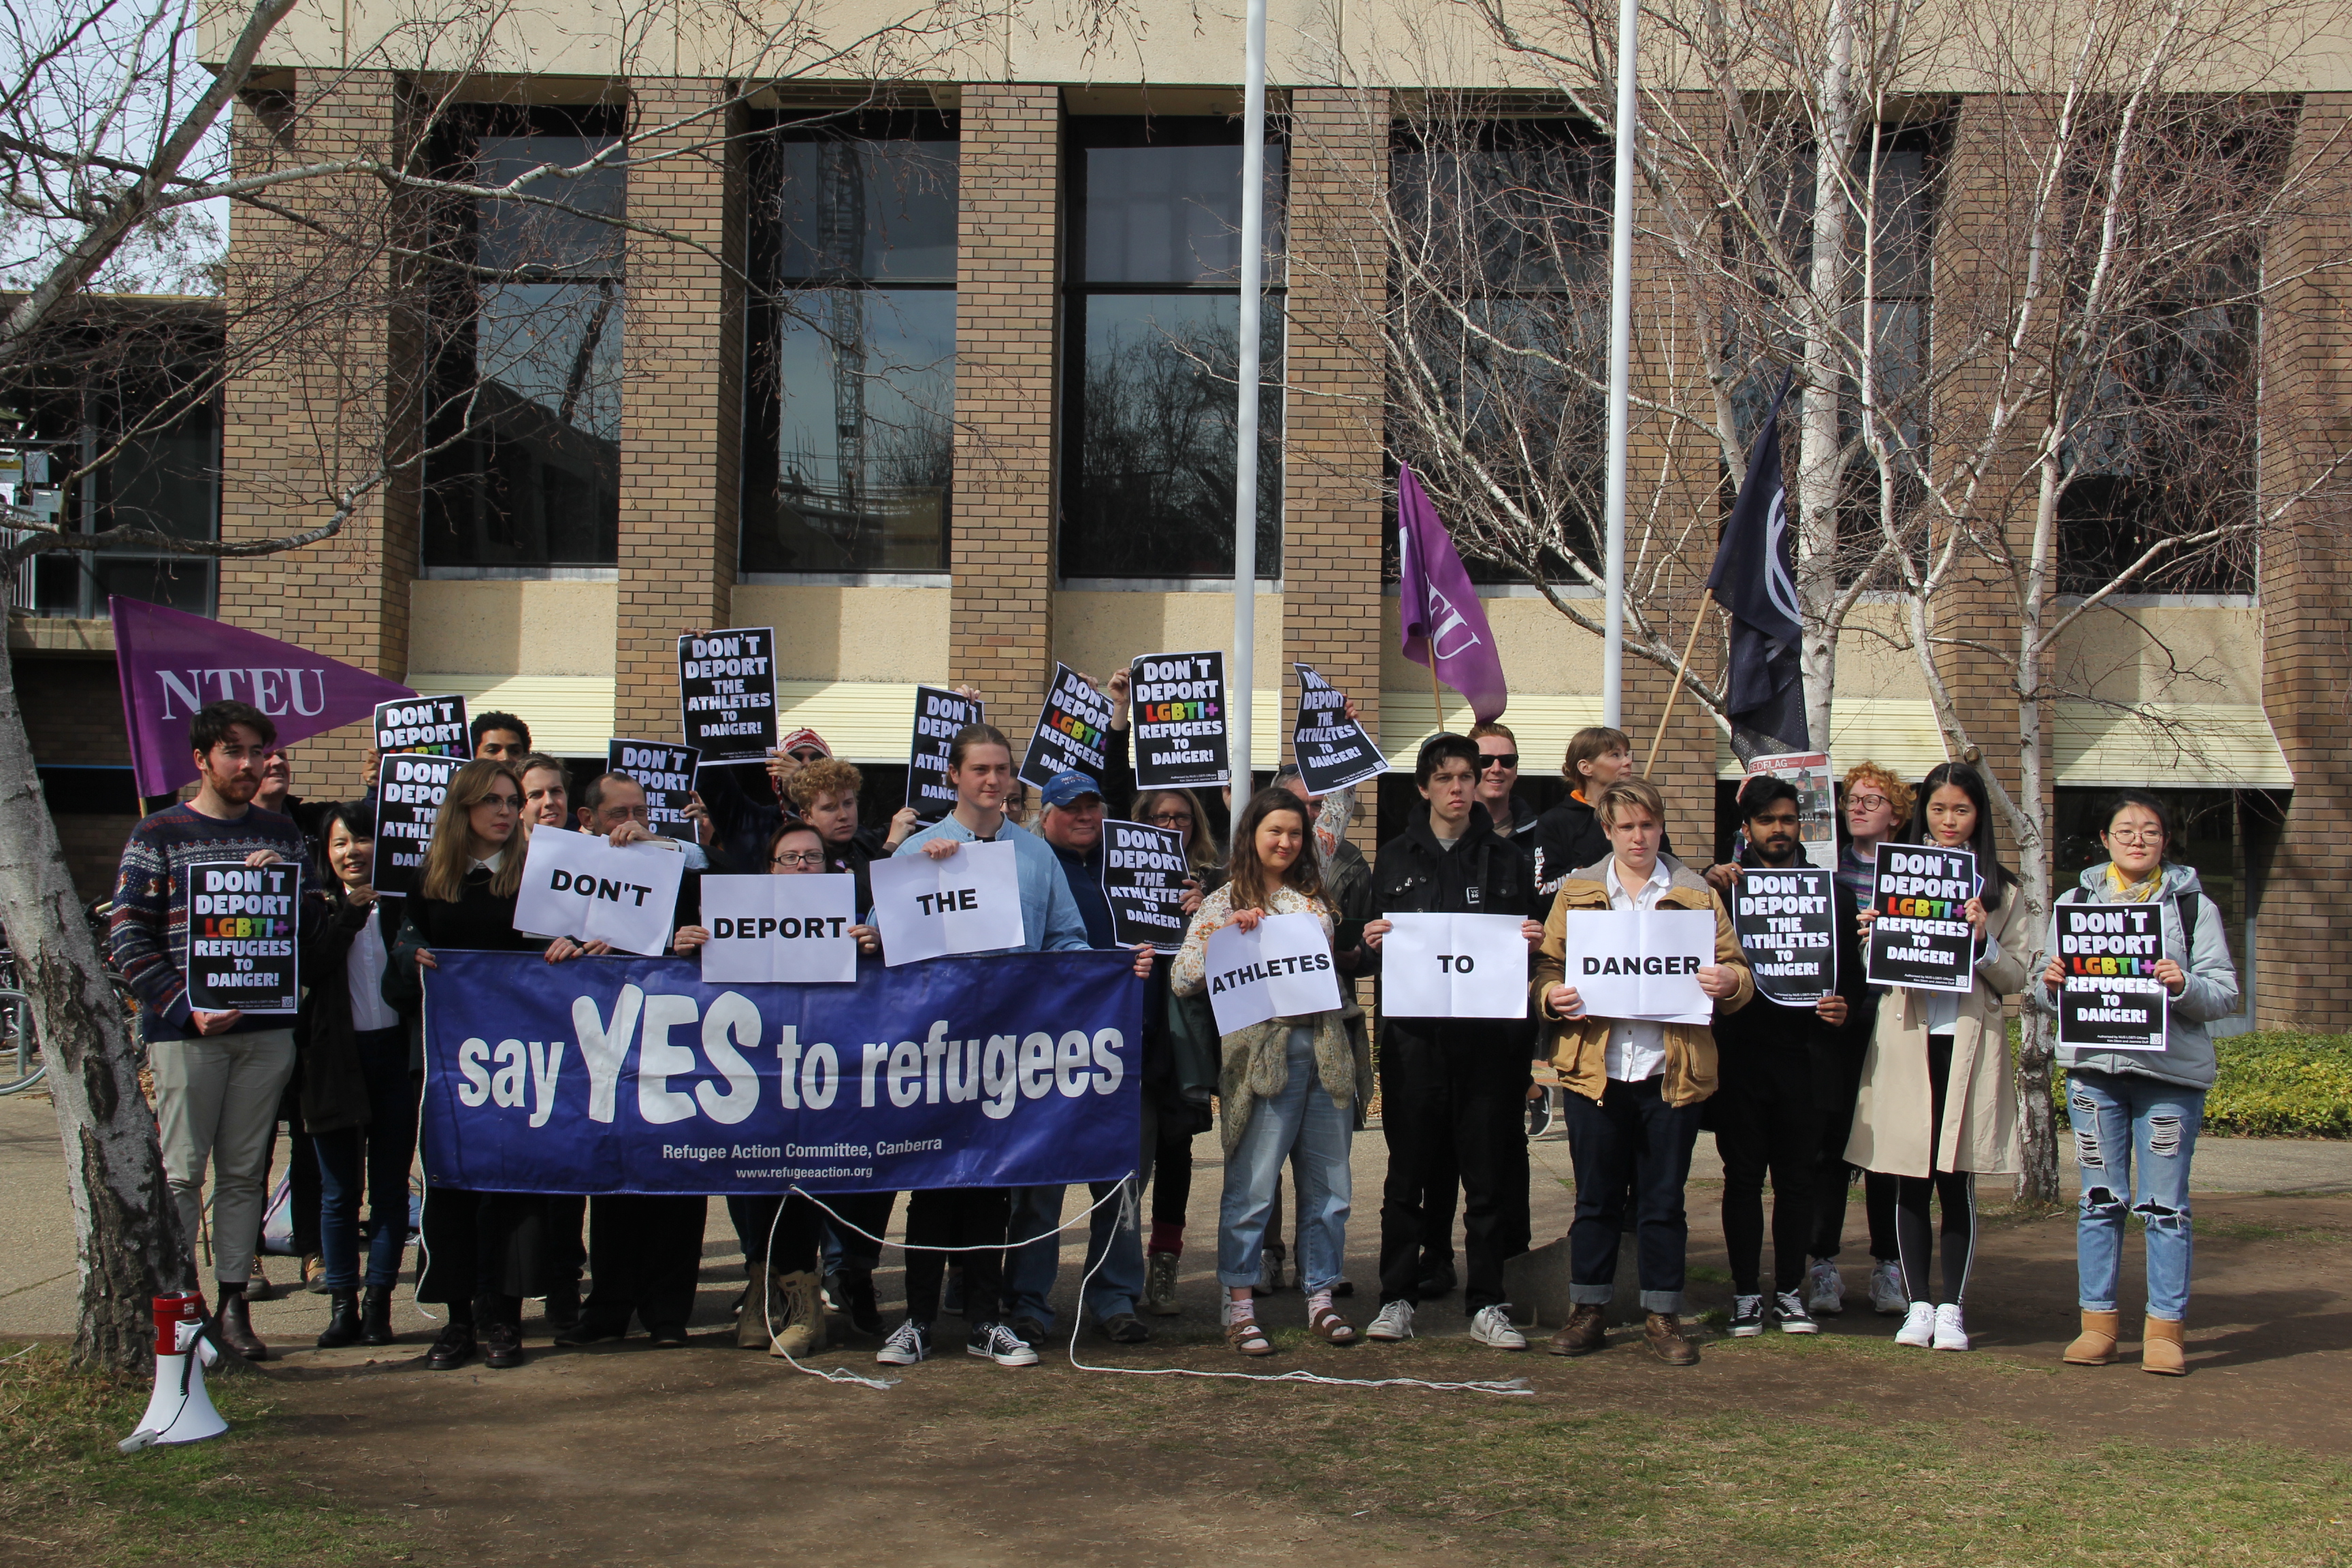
215, 1281, 269, 1361
316, 1289, 361, 1348
426, 1312, 476, 1369
359, 1286, 395, 1346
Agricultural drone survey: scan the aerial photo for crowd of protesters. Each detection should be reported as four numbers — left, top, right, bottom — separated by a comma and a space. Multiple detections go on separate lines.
108, 672, 2237, 1377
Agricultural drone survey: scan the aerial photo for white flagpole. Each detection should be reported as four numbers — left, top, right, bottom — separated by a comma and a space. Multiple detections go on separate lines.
1601, 0, 1637, 730
1230, 0, 1267, 801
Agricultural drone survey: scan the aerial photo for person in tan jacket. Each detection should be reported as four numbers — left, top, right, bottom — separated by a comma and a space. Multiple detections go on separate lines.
1847, 762, 2032, 1356
1529, 778, 1753, 1365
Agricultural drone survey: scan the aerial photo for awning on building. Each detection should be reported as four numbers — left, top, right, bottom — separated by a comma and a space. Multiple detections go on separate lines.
404, 673, 615, 757
1379, 691, 1606, 771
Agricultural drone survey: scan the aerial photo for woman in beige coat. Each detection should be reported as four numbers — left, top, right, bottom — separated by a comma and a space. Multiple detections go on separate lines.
1848, 762, 2031, 1355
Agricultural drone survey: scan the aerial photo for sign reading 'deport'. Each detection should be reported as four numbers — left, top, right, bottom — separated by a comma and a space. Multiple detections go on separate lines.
607, 740, 702, 843
1101, 820, 1190, 954
1554, 908, 1716, 1024
183, 860, 299, 1014
1019, 663, 1117, 790
2055, 902, 2168, 1051
1203, 912, 1341, 1034
1291, 664, 1388, 795
676, 627, 778, 762
1865, 843, 1979, 992
1378, 912, 1527, 1019
513, 828, 687, 957
869, 840, 1024, 966
374, 694, 470, 756
697, 873, 860, 985
1129, 651, 1229, 789
372, 753, 463, 897
1733, 866, 1838, 1005
904, 685, 985, 819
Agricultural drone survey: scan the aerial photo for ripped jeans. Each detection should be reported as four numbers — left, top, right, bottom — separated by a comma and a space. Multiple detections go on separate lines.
2068, 1070, 2204, 1321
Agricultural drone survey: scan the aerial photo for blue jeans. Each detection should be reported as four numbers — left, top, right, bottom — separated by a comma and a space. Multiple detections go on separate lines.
1000, 1179, 1146, 1329
1218, 1028, 1353, 1294
2069, 1070, 2204, 1321
313, 1026, 416, 1292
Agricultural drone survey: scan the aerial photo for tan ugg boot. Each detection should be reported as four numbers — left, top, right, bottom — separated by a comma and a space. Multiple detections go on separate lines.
2142, 1316, 2187, 1376
737, 1267, 776, 1349
2063, 1309, 2120, 1366
766, 1271, 828, 1359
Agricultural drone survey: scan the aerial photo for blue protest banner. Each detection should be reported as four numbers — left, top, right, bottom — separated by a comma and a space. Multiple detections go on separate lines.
419, 948, 1143, 1195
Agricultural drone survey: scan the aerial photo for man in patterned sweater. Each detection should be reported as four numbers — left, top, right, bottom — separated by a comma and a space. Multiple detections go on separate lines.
111, 699, 308, 1360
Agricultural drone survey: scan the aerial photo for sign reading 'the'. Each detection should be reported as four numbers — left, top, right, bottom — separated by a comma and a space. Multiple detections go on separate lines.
1291, 664, 1388, 796
869, 839, 1025, 966
374, 694, 470, 757
2055, 902, 2168, 1051
512, 829, 687, 957
677, 628, 779, 763
1019, 663, 1117, 790
607, 740, 702, 843
904, 685, 985, 819
1130, 651, 1229, 789
1202, 912, 1340, 1034
1733, 866, 1838, 1005
1378, 912, 1527, 1019
1554, 907, 1716, 1024
1864, 843, 1979, 993
372, 753, 463, 897
698, 873, 860, 984
184, 860, 299, 1014
1102, 819, 1191, 954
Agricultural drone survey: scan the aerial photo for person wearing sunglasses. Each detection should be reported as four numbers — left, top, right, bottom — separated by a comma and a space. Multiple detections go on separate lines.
1467, 721, 1539, 853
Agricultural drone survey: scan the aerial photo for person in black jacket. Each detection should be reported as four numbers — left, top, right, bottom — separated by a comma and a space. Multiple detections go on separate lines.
1359, 734, 1547, 1350
786, 756, 915, 910
1709, 774, 1863, 1336
1531, 727, 1681, 899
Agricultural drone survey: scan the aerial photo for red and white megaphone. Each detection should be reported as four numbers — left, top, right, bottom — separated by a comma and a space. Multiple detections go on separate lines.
119, 1291, 229, 1453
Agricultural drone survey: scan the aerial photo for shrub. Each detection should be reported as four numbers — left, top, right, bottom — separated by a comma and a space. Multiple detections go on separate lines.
2038, 1030, 2352, 1139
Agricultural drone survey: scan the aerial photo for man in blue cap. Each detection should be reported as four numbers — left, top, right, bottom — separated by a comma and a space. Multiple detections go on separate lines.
998, 768, 1152, 1344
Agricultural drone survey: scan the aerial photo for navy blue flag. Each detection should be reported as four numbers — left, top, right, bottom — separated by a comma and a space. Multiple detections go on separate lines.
1707, 380, 1810, 752
419, 948, 1144, 1195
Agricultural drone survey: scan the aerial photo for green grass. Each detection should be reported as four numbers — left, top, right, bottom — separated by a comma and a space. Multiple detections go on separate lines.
2028, 1028, 2352, 1140
0, 1342, 411, 1567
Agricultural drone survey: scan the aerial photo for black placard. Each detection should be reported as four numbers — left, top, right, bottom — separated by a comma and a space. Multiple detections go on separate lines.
374, 693, 469, 756
1732, 865, 1838, 1004
1290, 663, 1388, 795
2056, 902, 2168, 1050
1019, 663, 1117, 790
1863, 843, 1978, 992
677, 627, 779, 762
372, 753, 464, 897
1102, 819, 1192, 953
1130, 650, 1230, 789
607, 739, 702, 842
183, 860, 299, 1014
905, 685, 985, 819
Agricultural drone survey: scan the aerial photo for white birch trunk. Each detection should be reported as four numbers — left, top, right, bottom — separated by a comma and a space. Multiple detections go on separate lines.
1796, 0, 1857, 753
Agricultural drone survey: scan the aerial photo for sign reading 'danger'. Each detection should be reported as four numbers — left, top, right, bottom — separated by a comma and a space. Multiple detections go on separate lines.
677, 627, 779, 763
183, 860, 299, 1014
1203, 912, 1341, 1034
869, 839, 1025, 966
1019, 663, 1117, 790
1865, 843, 1979, 993
905, 685, 985, 819
1378, 912, 1527, 1019
698, 873, 860, 985
372, 752, 464, 897
1130, 651, 1230, 789
608, 739, 702, 843
513, 829, 687, 956
1291, 664, 1388, 796
2055, 902, 2168, 1051
1555, 908, 1716, 1024
1733, 866, 1839, 1005
374, 694, 469, 756
1101, 819, 1190, 953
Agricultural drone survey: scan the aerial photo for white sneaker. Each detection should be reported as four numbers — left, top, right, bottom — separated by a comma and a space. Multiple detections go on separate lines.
1869, 1260, 1908, 1316
1932, 1303, 1970, 1352
1805, 1259, 1844, 1316
1468, 1305, 1527, 1350
1895, 1301, 1937, 1348
1367, 1301, 1415, 1341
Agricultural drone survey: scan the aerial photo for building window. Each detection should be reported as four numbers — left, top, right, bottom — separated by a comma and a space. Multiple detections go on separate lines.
1061, 116, 1285, 582
421, 106, 625, 574
741, 111, 958, 576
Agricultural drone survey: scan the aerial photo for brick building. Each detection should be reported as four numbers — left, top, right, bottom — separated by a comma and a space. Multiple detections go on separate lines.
8, 8, 2347, 1030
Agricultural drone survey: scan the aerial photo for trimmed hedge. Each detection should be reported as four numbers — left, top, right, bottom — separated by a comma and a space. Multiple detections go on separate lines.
2042, 1031, 2352, 1140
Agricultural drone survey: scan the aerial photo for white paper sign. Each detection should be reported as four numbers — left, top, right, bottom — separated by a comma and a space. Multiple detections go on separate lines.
1202, 912, 1342, 1034
1555, 907, 1717, 1024
698, 874, 859, 984
1380, 912, 1529, 1019
868, 839, 1026, 966
512, 830, 687, 957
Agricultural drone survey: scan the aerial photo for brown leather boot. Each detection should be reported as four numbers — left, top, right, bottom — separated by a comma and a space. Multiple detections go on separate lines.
1643, 1311, 1699, 1365
1548, 1303, 1607, 1357
2142, 1316, 2188, 1376
737, 1266, 776, 1349
2064, 1309, 2120, 1365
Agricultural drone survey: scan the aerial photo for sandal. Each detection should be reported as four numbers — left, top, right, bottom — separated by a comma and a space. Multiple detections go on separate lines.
1225, 1317, 1275, 1357
1309, 1305, 1358, 1344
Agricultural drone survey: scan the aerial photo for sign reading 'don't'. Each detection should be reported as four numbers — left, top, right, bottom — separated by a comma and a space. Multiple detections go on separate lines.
1101, 819, 1190, 953
1554, 907, 1716, 1024
1130, 650, 1229, 789
676, 627, 779, 763
698, 873, 860, 984
868, 839, 1025, 966
183, 860, 299, 1014
1733, 866, 1838, 1005
374, 693, 470, 756
372, 752, 464, 897
512, 828, 687, 957
1864, 843, 1979, 993
1203, 911, 1341, 1033
2055, 902, 2168, 1051
1378, 911, 1527, 1019
607, 739, 702, 843
1019, 662, 1117, 790
904, 685, 985, 820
